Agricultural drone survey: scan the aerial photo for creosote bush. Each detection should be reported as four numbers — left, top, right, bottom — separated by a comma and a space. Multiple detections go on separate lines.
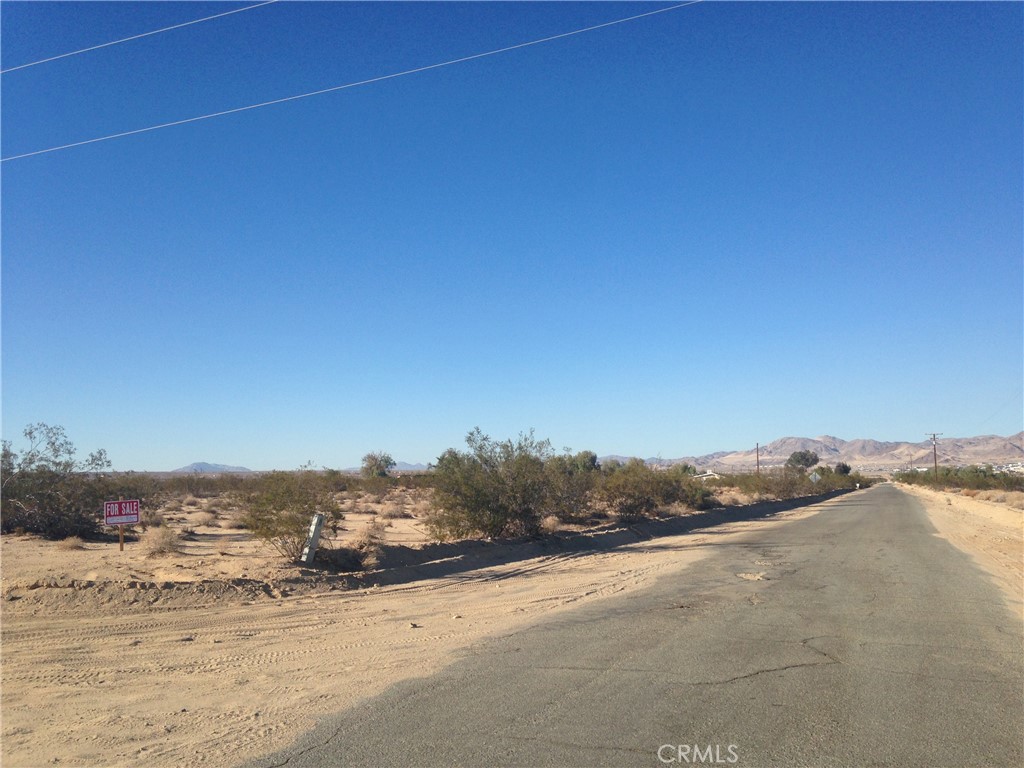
241, 468, 342, 561
893, 465, 1024, 492
427, 429, 553, 540
598, 459, 663, 521
427, 430, 718, 539
2, 423, 113, 539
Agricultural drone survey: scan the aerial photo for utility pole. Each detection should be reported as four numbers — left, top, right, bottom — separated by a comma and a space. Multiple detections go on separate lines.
927, 433, 943, 478
756, 443, 760, 476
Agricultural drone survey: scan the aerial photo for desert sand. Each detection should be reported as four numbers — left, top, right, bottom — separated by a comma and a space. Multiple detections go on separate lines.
2, 485, 1020, 767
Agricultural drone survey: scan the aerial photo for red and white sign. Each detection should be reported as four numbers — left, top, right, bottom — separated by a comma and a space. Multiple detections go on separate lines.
104, 500, 140, 526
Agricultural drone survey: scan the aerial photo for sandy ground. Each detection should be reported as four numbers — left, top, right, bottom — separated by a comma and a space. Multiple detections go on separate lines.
2, 485, 1020, 767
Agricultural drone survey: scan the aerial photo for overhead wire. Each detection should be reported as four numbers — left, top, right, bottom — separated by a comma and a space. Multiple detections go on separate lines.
1, 1, 702, 163
0, 0, 281, 74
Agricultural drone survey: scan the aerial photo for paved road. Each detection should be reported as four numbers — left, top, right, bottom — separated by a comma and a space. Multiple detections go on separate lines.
252, 485, 1023, 767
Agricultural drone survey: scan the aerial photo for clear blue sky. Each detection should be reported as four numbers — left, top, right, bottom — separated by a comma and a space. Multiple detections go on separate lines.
2, 1, 1021, 471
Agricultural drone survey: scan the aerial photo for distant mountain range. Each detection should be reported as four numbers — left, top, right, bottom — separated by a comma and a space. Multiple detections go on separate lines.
171, 462, 252, 474
170, 461, 428, 474
170, 432, 1022, 474
636, 432, 1024, 471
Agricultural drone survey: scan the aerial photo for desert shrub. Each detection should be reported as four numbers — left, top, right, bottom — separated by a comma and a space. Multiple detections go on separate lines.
895, 466, 1023, 492
241, 469, 342, 561
600, 459, 623, 474
540, 514, 562, 534
598, 459, 662, 521
542, 452, 599, 522
351, 518, 388, 568
708, 467, 867, 500
140, 509, 165, 530
194, 511, 217, 527
144, 526, 181, 555
427, 429, 552, 540
321, 468, 351, 492
315, 545, 365, 571
56, 536, 87, 550
678, 482, 718, 510
1, 423, 113, 539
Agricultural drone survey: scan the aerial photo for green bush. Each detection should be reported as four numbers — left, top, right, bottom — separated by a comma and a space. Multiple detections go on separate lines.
1, 423, 116, 539
427, 429, 552, 539
241, 469, 343, 560
709, 467, 872, 499
597, 460, 718, 520
678, 482, 718, 510
893, 465, 1023, 492
543, 452, 599, 522
597, 459, 665, 521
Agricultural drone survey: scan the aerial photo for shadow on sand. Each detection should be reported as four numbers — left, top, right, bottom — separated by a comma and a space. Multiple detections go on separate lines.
352, 489, 854, 589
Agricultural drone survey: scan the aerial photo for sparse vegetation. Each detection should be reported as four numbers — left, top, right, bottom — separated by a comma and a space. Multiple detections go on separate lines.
241, 468, 343, 561
140, 509, 165, 530
894, 465, 1024, 492
351, 518, 388, 569
598, 459, 665, 521
0, 423, 878, 569
143, 526, 181, 556
428, 429, 552, 539
194, 511, 218, 527
428, 430, 721, 537
543, 451, 600, 523
725, 466, 869, 496
2, 423, 113, 539
597, 459, 716, 521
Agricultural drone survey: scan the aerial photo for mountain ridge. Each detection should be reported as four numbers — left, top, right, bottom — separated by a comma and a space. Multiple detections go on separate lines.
170, 432, 1023, 474
171, 462, 252, 474
655, 432, 1024, 471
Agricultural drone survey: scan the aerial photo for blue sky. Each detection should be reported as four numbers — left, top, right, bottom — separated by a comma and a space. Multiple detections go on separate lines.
2, 1, 1021, 471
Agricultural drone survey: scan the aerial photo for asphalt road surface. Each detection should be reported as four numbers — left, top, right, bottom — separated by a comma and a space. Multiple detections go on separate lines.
251, 485, 1023, 767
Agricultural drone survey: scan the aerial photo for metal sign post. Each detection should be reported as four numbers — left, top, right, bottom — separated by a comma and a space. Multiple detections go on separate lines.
300, 513, 326, 565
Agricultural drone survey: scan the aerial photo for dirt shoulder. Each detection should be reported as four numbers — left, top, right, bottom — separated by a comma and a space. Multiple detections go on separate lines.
1, 494, 840, 768
897, 483, 1023, 620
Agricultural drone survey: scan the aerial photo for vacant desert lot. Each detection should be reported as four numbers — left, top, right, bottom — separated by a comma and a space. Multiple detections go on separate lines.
2, 486, 1020, 767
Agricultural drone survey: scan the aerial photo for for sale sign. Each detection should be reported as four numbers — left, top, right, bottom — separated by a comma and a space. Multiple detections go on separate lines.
104, 500, 140, 526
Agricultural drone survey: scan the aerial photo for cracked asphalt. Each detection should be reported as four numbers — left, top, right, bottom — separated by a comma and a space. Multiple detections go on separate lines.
249, 485, 1023, 767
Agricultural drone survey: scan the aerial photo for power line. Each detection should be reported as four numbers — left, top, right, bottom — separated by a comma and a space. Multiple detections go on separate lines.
1, 1, 702, 163
0, 0, 281, 74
